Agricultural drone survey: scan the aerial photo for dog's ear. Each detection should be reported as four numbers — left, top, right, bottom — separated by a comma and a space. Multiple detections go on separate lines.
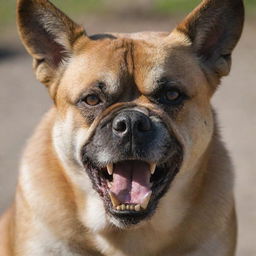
17, 0, 86, 89
175, 0, 244, 84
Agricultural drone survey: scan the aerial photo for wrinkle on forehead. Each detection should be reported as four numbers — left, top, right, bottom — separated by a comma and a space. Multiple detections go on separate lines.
60, 38, 137, 99
60, 34, 207, 103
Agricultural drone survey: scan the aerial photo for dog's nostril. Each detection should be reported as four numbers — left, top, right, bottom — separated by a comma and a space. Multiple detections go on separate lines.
113, 119, 128, 133
112, 111, 152, 137
136, 117, 152, 132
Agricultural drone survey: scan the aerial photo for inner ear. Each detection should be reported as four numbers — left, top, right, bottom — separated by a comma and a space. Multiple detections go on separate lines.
30, 22, 69, 68
17, 0, 86, 86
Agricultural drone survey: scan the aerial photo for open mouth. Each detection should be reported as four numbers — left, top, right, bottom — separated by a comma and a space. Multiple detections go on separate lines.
105, 160, 155, 211
84, 156, 182, 223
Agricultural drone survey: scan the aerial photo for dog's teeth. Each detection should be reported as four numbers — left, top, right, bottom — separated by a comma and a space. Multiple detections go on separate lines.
115, 204, 142, 211
135, 205, 141, 212
109, 192, 120, 207
107, 163, 113, 175
141, 191, 152, 210
149, 163, 157, 175
107, 180, 112, 188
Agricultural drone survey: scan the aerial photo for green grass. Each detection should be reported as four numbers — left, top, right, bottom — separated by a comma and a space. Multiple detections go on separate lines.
0, 0, 105, 30
0, 1, 15, 28
0, 0, 255, 30
154, 0, 201, 13
155, 0, 256, 14
51, 0, 105, 15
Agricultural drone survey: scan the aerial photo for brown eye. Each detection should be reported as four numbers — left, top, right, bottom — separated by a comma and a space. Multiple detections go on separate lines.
84, 94, 101, 106
166, 90, 180, 102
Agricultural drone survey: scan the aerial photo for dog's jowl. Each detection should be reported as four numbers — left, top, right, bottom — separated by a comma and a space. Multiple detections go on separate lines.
0, 0, 244, 255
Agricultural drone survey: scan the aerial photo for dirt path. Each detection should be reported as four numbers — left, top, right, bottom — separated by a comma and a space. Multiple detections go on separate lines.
0, 16, 255, 255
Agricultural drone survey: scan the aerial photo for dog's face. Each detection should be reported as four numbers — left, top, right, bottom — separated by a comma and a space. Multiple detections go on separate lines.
17, 0, 244, 229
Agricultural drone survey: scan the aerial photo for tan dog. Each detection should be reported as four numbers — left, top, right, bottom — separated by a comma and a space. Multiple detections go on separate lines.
0, 0, 244, 255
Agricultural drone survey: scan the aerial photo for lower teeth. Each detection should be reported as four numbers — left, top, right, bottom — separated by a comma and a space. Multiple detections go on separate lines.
116, 204, 141, 212
109, 192, 152, 212
109, 191, 152, 212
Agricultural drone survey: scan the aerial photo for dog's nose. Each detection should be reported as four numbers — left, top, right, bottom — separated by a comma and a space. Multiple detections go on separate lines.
112, 111, 152, 138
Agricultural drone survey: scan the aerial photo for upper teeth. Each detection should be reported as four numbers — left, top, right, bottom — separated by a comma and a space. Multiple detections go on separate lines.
149, 163, 157, 175
107, 163, 113, 175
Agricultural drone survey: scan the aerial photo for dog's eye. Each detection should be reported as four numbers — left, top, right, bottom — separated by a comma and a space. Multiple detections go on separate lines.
83, 94, 101, 106
166, 90, 180, 102
163, 89, 184, 105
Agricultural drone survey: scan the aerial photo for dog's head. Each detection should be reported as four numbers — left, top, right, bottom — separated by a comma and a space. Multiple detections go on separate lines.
17, 0, 244, 229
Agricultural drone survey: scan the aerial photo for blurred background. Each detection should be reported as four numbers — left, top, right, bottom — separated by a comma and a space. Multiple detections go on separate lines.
0, 0, 255, 255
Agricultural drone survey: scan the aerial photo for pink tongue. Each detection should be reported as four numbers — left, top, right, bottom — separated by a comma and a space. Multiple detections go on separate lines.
110, 161, 151, 204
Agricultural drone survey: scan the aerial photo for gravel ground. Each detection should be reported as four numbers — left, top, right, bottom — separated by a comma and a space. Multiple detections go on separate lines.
0, 15, 255, 255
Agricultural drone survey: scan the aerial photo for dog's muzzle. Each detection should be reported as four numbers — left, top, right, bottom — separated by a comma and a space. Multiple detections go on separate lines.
81, 109, 183, 226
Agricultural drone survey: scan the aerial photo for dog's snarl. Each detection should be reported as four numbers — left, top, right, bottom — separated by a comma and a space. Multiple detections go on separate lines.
82, 107, 183, 225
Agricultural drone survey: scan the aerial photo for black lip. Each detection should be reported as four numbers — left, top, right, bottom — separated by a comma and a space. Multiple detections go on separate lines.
110, 209, 152, 226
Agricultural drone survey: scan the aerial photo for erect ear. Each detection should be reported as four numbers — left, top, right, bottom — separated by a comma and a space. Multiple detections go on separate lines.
175, 0, 244, 84
17, 0, 86, 89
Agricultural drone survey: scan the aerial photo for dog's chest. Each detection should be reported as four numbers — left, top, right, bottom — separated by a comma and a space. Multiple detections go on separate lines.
22, 231, 81, 256
92, 230, 171, 256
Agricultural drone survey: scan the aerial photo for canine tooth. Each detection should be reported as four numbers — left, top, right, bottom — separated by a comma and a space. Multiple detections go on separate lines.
107, 163, 113, 175
116, 206, 121, 211
149, 163, 157, 175
135, 205, 141, 212
141, 191, 152, 210
109, 192, 120, 207
121, 204, 126, 211
107, 181, 112, 188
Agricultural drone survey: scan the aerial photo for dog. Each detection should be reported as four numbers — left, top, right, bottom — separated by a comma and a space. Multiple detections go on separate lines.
0, 0, 244, 255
